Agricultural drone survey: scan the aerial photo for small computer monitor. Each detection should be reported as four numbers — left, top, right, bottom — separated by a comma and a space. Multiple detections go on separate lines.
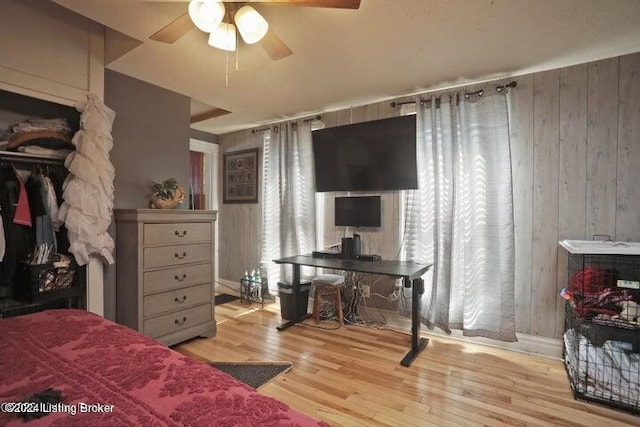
334, 196, 381, 227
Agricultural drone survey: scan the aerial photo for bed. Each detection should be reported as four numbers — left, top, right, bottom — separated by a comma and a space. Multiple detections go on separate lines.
0, 309, 328, 426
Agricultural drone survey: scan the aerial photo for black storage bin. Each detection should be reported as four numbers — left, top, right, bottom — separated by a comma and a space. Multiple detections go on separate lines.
15, 261, 84, 303
278, 281, 310, 320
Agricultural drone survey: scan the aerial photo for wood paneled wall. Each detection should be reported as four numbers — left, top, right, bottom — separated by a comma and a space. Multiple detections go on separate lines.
216, 130, 264, 281
218, 51, 640, 339
523, 53, 640, 339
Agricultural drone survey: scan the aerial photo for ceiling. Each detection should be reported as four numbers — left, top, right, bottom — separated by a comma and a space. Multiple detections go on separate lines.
51, 0, 640, 136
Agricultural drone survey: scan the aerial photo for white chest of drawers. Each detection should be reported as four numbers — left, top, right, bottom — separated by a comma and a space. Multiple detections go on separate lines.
115, 209, 217, 345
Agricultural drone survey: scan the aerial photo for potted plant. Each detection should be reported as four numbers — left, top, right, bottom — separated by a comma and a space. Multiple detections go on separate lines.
149, 178, 185, 209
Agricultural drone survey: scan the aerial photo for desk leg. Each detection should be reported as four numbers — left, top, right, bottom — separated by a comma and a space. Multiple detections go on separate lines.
276, 313, 312, 331
401, 277, 428, 367
276, 264, 311, 331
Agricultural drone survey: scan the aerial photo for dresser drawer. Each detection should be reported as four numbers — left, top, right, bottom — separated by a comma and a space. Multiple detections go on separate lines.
143, 243, 211, 269
144, 222, 211, 246
144, 303, 212, 339
143, 284, 211, 318
144, 263, 212, 294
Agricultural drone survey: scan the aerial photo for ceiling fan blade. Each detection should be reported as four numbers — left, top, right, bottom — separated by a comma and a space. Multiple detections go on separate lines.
241, 0, 360, 9
259, 29, 293, 61
149, 11, 194, 43
191, 108, 232, 123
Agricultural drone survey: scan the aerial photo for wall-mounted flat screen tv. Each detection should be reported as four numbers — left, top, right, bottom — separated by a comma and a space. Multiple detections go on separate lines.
312, 114, 417, 192
334, 196, 381, 227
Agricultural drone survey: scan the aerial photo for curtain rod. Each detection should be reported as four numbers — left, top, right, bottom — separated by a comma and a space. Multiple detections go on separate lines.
251, 126, 272, 134
251, 115, 323, 133
390, 80, 517, 108
303, 115, 322, 124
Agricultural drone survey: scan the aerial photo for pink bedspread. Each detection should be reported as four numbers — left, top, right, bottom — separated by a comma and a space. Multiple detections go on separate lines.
0, 309, 327, 426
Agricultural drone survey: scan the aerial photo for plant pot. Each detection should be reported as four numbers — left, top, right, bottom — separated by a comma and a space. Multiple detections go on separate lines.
150, 186, 185, 209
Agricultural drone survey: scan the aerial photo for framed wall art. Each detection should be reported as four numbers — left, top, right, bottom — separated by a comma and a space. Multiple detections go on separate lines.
223, 148, 259, 204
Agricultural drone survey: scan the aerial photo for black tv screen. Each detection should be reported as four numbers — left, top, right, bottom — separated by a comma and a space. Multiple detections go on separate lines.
335, 196, 381, 227
312, 115, 417, 192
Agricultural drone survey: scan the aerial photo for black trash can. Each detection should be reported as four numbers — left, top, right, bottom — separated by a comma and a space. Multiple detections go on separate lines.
278, 281, 310, 320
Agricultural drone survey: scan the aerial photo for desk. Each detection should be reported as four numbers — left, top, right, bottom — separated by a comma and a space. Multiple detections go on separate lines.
273, 255, 432, 367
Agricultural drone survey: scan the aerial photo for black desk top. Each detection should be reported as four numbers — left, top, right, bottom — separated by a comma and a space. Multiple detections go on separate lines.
273, 255, 431, 280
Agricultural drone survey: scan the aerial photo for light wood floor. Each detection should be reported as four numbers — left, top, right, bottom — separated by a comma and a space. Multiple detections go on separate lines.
175, 299, 639, 427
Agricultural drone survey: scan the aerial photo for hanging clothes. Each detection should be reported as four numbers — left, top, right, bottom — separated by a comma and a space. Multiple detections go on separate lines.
26, 170, 56, 251
0, 214, 4, 262
44, 175, 61, 232
0, 164, 33, 298
58, 94, 115, 265
13, 173, 32, 227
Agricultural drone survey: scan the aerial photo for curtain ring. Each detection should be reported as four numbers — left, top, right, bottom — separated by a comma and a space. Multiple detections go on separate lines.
464, 89, 484, 99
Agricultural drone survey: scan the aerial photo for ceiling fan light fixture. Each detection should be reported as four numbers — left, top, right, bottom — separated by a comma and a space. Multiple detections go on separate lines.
234, 5, 269, 44
208, 22, 237, 52
188, 0, 225, 33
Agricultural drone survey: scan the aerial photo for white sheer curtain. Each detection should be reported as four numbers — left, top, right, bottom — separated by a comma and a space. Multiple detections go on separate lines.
261, 120, 317, 293
402, 90, 516, 341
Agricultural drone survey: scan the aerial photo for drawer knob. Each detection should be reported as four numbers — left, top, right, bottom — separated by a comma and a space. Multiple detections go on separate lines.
175, 316, 187, 325
174, 295, 187, 303
174, 252, 187, 259
175, 230, 188, 238
174, 274, 187, 282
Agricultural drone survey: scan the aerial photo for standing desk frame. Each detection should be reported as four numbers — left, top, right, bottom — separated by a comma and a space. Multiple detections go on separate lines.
273, 255, 432, 367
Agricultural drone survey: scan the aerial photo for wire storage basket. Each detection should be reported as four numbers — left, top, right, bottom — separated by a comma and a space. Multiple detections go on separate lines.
564, 303, 640, 412
560, 240, 640, 414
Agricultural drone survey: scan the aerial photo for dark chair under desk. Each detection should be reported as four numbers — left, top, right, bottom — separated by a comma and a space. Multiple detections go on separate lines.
311, 274, 345, 324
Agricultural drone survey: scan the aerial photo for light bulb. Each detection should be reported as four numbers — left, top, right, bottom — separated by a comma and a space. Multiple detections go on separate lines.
208, 22, 237, 52
188, 0, 225, 33
234, 5, 268, 44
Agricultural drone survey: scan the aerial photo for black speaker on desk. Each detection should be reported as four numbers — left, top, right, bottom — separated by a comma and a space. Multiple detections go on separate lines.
341, 234, 362, 259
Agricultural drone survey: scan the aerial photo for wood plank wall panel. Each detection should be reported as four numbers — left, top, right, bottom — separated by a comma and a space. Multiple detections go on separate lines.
320, 100, 404, 305
318, 111, 339, 250
558, 64, 588, 240
586, 58, 619, 240
217, 129, 263, 281
509, 74, 534, 333
217, 51, 640, 340
530, 69, 560, 338
363, 103, 379, 121
616, 54, 640, 241
336, 109, 352, 126
326, 109, 353, 251
362, 101, 401, 262
350, 105, 365, 124
377, 99, 397, 120
556, 64, 588, 337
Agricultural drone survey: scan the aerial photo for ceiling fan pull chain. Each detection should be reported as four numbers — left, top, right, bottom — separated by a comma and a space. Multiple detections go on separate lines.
235, 30, 240, 72
225, 50, 229, 89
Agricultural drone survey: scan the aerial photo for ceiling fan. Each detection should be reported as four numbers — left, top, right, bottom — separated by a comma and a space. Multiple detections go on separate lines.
149, 0, 361, 61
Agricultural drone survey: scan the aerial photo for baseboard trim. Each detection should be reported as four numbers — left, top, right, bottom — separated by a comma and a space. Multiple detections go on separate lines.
215, 278, 241, 296
368, 306, 563, 360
